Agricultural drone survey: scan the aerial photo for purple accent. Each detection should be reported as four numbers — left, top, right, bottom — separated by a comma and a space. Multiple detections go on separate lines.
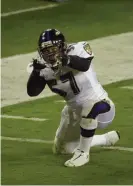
80, 127, 96, 138
85, 100, 111, 119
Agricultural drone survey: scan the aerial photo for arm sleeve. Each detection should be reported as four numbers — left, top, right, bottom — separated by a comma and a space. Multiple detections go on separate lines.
67, 55, 94, 72
27, 70, 46, 97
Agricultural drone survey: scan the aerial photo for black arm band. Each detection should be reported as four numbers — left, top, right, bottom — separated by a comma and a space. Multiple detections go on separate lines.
68, 55, 93, 72
27, 70, 46, 97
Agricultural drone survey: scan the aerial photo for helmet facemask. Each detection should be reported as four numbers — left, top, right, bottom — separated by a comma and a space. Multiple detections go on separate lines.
38, 41, 66, 74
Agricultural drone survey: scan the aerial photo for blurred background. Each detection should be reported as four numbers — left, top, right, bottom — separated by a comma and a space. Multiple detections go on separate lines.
2, 0, 133, 57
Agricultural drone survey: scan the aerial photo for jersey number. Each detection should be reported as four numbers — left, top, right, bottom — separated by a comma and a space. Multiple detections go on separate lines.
47, 72, 80, 97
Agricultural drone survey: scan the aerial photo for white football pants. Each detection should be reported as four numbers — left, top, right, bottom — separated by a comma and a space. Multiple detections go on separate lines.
55, 98, 115, 152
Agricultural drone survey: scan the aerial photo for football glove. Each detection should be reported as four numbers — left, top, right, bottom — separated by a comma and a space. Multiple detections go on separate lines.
32, 58, 46, 70
61, 54, 70, 66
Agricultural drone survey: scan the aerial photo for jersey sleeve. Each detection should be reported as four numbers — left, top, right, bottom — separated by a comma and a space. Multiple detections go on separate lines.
78, 42, 94, 59
27, 70, 46, 96
67, 42, 94, 59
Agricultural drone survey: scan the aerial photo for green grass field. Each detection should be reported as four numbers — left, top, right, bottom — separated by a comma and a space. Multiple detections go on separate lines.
1, 0, 133, 185
2, 0, 133, 57
1, 80, 133, 185
1, 0, 52, 13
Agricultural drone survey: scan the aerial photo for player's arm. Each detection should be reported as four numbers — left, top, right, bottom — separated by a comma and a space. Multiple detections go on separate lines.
62, 42, 94, 72
67, 55, 93, 72
27, 59, 46, 97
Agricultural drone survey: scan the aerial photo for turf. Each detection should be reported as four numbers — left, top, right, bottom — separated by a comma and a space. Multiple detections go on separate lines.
2, 141, 133, 185
1, 79, 133, 185
2, 0, 133, 57
1, 0, 53, 13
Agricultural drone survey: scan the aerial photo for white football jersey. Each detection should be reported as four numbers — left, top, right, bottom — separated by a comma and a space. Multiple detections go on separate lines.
28, 41, 108, 106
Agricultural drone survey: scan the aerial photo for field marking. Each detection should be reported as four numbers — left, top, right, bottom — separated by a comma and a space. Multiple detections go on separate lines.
1, 136, 133, 153
121, 86, 133, 90
54, 100, 66, 103
1, 114, 48, 121
1, 4, 58, 17
103, 146, 133, 152
1, 136, 53, 144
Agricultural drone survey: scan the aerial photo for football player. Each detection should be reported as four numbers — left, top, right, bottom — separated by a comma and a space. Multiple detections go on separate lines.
27, 28, 120, 167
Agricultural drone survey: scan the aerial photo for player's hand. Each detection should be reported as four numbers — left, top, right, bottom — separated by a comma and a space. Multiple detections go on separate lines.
61, 54, 70, 66
32, 58, 46, 70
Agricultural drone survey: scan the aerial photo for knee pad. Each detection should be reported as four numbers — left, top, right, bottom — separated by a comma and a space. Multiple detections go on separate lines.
80, 118, 98, 130
89, 100, 111, 119
82, 99, 111, 119
98, 103, 115, 129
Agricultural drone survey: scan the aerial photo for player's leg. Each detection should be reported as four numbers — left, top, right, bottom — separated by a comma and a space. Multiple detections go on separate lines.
62, 99, 119, 154
64, 130, 120, 154
53, 105, 81, 154
64, 99, 116, 167
53, 105, 69, 154
54, 100, 119, 156
97, 98, 115, 129
91, 99, 119, 147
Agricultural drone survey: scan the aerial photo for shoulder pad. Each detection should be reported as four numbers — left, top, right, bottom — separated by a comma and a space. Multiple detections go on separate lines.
67, 41, 94, 59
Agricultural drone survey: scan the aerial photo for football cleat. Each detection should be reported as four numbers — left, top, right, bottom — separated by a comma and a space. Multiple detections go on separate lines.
104, 130, 120, 146
64, 149, 89, 167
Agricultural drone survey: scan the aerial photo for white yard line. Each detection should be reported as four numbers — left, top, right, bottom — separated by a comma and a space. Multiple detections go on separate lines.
121, 86, 133, 90
1, 114, 48, 121
103, 146, 133, 152
1, 136, 133, 152
54, 100, 66, 103
1, 4, 58, 17
1, 136, 53, 144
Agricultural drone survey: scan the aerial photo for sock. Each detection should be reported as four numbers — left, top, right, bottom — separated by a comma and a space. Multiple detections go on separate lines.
78, 118, 97, 153
64, 140, 79, 154
64, 134, 107, 154
91, 134, 107, 147
78, 135, 93, 153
